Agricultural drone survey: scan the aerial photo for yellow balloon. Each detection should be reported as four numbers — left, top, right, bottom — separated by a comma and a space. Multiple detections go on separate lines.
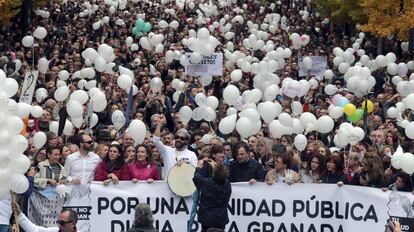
343, 103, 356, 116
361, 100, 374, 113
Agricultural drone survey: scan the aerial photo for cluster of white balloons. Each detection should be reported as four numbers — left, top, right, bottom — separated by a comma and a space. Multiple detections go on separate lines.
186, 28, 220, 63
181, 93, 218, 123
22, 26, 48, 48
139, 34, 165, 53
391, 146, 414, 174
333, 123, 365, 148
0, 89, 39, 198
344, 66, 376, 98
289, 33, 310, 50
81, 44, 116, 73
34, 9, 50, 19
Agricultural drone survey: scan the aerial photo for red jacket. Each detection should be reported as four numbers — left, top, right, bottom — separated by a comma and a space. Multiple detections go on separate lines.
129, 161, 160, 180
94, 161, 131, 181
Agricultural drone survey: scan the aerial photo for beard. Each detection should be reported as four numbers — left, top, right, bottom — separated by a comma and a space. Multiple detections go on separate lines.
175, 141, 186, 150
83, 145, 94, 152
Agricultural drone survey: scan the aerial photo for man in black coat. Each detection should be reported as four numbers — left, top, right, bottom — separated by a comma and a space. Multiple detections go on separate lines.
193, 159, 232, 232
229, 142, 265, 184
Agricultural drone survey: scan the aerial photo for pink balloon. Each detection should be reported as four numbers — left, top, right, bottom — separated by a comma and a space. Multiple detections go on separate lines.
332, 94, 342, 105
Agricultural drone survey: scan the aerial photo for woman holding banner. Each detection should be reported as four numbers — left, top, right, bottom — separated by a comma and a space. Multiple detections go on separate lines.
321, 156, 348, 186
129, 144, 160, 182
193, 159, 232, 232
94, 144, 131, 185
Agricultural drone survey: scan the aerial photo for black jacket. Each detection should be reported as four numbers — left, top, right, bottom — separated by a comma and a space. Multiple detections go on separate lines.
127, 223, 158, 232
193, 162, 232, 227
229, 159, 265, 183
321, 171, 348, 184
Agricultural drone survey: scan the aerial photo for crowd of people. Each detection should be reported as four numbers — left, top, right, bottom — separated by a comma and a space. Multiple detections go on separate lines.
0, 0, 413, 231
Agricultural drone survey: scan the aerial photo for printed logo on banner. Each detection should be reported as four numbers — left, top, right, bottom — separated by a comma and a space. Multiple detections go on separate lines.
62, 206, 92, 220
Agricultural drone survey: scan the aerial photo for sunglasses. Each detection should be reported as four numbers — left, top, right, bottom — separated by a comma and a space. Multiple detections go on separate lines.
83, 140, 94, 144
57, 220, 73, 226
175, 136, 187, 141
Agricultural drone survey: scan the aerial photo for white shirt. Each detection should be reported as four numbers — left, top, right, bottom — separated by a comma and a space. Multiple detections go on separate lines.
19, 213, 80, 232
0, 193, 12, 225
64, 151, 100, 184
19, 213, 58, 232
152, 136, 198, 179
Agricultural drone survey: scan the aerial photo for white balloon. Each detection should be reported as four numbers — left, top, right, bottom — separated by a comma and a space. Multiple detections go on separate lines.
9, 174, 29, 194
72, 117, 84, 128
223, 85, 240, 105
206, 96, 219, 109
236, 117, 252, 138
117, 74, 133, 90
303, 57, 312, 70
70, 90, 89, 105
179, 106, 193, 124
32, 131, 47, 149
9, 135, 28, 155
31, 105, 43, 118
111, 110, 126, 130
391, 146, 404, 169
219, 115, 237, 134
239, 108, 260, 123
405, 122, 414, 139
324, 84, 338, 95
37, 58, 49, 74
258, 101, 280, 123
91, 91, 107, 112
387, 107, 398, 119
22, 36, 34, 47
150, 77, 163, 91
94, 56, 107, 72
294, 134, 307, 151
317, 116, 334, 133
278, 112, 293, 127
299, 112, 317, 131
195, 93, 207, 106
329, 106, 344, 119
63, 120, 74, 136
401, 153, 414, 174
231, 69, 242, 82
54, 86, 70, 102
33, 26, 47, 39
66, 100, 83, 118
17, 103, 32, 119
128, 120, 147, 144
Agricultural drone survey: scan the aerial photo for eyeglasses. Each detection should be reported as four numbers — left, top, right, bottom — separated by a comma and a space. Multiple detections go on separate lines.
83, 140, 94, 144
57, 220, 73, 226
175, 136, 186, 141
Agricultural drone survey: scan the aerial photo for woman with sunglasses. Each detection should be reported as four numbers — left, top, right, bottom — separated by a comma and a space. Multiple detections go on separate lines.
129, 144, 160, 183
94, 144, 131, 185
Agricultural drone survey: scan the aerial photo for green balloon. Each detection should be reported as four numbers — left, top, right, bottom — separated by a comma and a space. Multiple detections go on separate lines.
137, 31, 143, 37
131, 27, 139, 35
143, 22, 152, 33
347, 109, 364, 123
136, 18, 145, 30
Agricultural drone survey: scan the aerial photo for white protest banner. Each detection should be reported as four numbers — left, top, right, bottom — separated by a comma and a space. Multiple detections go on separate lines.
299, 56, 327, 78
184, 53, 223, 76
19, 70, 39, 104
46, 182, 414, 232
